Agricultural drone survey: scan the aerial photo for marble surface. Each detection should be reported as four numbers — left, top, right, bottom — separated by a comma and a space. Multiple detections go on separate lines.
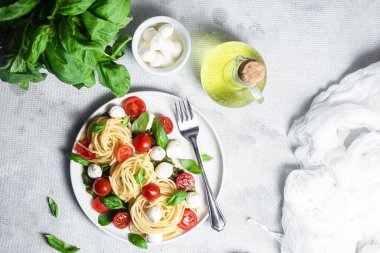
1, 1, 380, 252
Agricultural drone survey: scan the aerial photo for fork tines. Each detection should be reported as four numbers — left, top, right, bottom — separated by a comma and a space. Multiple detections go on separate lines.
175, 98, 193, 123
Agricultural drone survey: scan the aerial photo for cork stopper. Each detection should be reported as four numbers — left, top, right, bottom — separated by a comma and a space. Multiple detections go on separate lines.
237, 59, 266, 85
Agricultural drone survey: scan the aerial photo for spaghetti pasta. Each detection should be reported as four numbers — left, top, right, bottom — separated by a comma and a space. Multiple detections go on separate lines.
110, 152, 156, 202
129, 178, 189, 239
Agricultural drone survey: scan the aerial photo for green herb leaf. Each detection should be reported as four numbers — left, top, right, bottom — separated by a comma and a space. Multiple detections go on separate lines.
98, 212, 113, 226
105, 34, 132, 60
181, 159, 202, 174
101, 195, 124, 210
91, 123, 105, 133
45, 234, 80, 253
0, 0, 40, 22
128, 233, 148, 249
201, 154, 213, 162
47, 197, 58, 218
135, 168, 146, 186
165, 190, 188, 206
122, 116, 130, 128
96, 61, 130, 97
152, 118, 168, 149
57, 0, 96, 16
131, 112, 149, 134
67, 152, 90, 166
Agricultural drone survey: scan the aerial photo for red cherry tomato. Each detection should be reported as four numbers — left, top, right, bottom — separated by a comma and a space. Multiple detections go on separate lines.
178, 209, 198, 231
176, 173, 195, 191
113, 211, 131, 229
75, 140, 95, 160
93, 177, 111, 196
159, 116, 174, 134
92, 196, 110, 213
115, 145, 133, 163
123, 96, 146, 119
133, 133, 152, 152
142, 183, 160, 201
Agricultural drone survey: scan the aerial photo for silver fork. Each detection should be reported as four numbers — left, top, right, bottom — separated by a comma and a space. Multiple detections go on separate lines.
174, 98, 226, 232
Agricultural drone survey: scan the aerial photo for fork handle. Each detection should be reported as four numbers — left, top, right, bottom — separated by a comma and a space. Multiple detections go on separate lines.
189, 136, 226, 232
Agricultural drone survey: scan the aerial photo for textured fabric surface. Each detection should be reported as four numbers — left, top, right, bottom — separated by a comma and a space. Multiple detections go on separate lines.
1, 1, 380, 252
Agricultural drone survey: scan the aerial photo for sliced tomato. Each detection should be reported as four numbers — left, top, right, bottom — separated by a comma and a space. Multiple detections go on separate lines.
159, 116, 173, 134
113, 211, 131, 229
142, 183, 160, 201
178, 209, 198, 231
93, 177, 111, 196
115, 145, 133, 163
176, 172, 195, 191
133, 133, 152, 153
123, 96, 146, 119
75, 140, 95, 160
92, 196, 110, 213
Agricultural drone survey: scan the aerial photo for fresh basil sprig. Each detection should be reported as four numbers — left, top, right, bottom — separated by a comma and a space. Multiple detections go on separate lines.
67, 152, 90, 166
45, 234, 80, 253
181, 159, 202, 174
201, 154, 213, 162
132, 112, 149, 134
122, 116, 130, 128
128, 233, 148, 249
91, 123, 105, 133
98, 212, 114, 226
135, 168, 146, 186
152, 118, 168, 149
47, 197, 58, 218
166, 190, 188, 206
101, 195, 124, 210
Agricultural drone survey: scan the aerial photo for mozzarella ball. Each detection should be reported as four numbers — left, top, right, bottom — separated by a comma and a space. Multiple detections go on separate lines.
186, 192, 201, 209
160, 39, 174, 57
160, 55, 175, 68
166, 140, 184, 159
171, 41, 183, 58
158, 23, 174, 38
140, 48, 156, 63
108, 106, 126, 118
150, 33, 166, 50
143, 27, 157, 41
87, 164, 102, 179
155, 162, 174, 179
147, 233, 163, 243
146, 112, 155, 129
150, 146, 166, 161
149, 52, 164, 68
146, 206, 162, 223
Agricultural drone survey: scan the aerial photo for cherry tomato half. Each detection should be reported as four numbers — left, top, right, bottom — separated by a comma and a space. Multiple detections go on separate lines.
92, 196, 110, 213
178, 209, 198, 231
142, 183, 160, 201
93, 177, 111, 196
133, 133, 152, 153
115, 145, 133, 163
159, 116, 174, 134
75, 140, 95, 160
176, 173, 195, 191
123, 96, 146, 119
113, 211, 131, 229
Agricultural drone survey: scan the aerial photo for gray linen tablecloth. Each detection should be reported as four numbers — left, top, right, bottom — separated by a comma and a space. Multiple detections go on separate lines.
1, 0, 380, 252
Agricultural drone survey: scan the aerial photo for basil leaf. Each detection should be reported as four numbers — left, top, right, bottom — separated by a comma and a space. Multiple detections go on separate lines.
151, 118, 168, 149
128, 233, 148, 249
132, 112, 149, 134
165, 190, 188, 206
105, 34, 132, 60
45, 234, 80, 253
91, 123, 105, 133
181, 159, 202, 174
0, 0, 40, 22
201, 154, 213, 162
67, 152, 90, 166
57, 0, 96, 16
47, 197, 58, 218
96, 61, 130, 97
122, 116, 130, 128
98, 212, 113, 226
135, 168, 146, 186
101, 195, 124, 210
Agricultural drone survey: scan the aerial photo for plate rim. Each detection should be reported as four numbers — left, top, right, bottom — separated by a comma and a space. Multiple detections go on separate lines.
69, 90, 225, 246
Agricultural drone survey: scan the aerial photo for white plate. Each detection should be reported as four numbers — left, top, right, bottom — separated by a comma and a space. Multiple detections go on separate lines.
70, 91, 224, 245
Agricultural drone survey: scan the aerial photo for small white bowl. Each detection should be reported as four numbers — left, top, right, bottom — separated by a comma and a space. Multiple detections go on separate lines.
132, 16, 191, 75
